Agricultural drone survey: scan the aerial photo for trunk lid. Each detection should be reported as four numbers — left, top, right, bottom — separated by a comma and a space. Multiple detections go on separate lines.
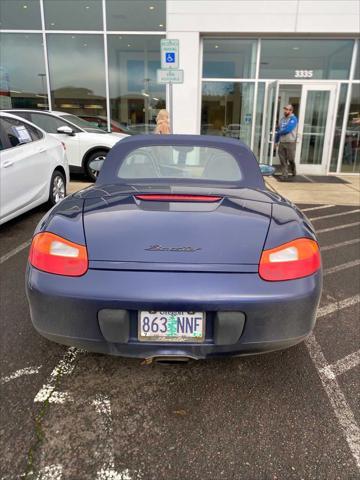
83, 192, 272, 271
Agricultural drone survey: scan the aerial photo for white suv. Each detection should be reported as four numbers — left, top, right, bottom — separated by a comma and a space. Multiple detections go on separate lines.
6, 110, 128, 180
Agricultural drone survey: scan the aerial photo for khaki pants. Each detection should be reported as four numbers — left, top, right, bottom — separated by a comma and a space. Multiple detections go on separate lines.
278, 142, 296, 177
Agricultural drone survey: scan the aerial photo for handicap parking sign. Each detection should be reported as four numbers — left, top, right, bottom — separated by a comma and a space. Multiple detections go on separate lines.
166, 52, 175, 63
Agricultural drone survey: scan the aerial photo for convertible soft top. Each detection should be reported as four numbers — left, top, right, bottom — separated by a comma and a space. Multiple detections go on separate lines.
96, 134, 265, 189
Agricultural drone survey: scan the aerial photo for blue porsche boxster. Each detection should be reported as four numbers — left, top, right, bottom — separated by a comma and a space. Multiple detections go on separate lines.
26, 135, 322, 360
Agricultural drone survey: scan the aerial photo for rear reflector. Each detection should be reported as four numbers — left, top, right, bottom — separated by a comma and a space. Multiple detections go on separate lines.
259, 238, 321, 281
29, 232, 88, 276
135, 194, 222, 202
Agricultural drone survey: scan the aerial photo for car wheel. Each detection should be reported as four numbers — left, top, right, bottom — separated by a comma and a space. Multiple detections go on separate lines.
49, 170, 66, 207
85, 151, 107, 181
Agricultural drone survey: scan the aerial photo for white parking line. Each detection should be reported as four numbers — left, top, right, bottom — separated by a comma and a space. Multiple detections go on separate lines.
321, 238, 360, 252
310, 209, 360, 221
93, 395, 132, 480
0, 239, 31, 265
324, 259, 360, 276
317, 222, 360, 234
34, 348, 78, 404
302, 205, 335, 212
305, 334, 360, 470
34, 464, 63, 480
321, 350, 360, 380
317, 294, 360, 319
0, 366, 42, 385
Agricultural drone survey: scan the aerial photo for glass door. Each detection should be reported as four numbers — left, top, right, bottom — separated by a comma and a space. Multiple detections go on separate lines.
261, 81, 279, 165
295, 84, 337, 174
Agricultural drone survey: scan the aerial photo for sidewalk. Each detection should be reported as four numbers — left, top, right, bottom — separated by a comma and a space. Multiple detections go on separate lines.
265, 175, 360, 206
68, 177, 359, 206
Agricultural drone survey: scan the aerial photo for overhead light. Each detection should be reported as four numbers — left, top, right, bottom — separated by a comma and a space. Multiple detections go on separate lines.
127, 43, 131, 47
36, 94, 47, 98
83, 43, 87, 47
71, 35, 76, 39
159, 24, 164, 27
10, 90, 22, 94
214, 45, 219, 49
85, 5, 90, 9
118, 36, 122, 39
152, 97, 159, 101
149, 5, 155, 10
23, 4, 28, 9
293, 47, 300, 50
50, 22, 55, 26
142, 92, 149, 97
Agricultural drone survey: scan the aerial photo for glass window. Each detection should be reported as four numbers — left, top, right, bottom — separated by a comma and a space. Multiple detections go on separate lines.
0, 34, 48, 110
107, 1, 165, 31
28, 112, 74, 133
203, 39, 257, 78
108, 35, 166, 135
118, 146, 242, 182
0, 116, 34, 149
330, 84, 348, 172
0, 0, 41, 29
201, 82, 255, 147
260, 39, 354, 80
47, 34, 106, 117
44, 0, 103, 31
341, 84, 360, 173
354, 50, 360, 80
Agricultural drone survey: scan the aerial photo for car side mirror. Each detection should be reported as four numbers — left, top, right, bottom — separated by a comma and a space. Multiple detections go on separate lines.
57, 126, 75, 136
259, 163, 275, 176
88, 158, 104, 175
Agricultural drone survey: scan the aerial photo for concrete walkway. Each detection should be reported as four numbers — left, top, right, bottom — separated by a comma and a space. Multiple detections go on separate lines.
265, 175, 360, 206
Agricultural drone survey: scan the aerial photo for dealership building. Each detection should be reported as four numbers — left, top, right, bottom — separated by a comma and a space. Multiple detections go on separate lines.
0, 0, 359, 174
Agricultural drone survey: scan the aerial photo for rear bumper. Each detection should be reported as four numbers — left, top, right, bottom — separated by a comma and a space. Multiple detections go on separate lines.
26, 267, 322, 359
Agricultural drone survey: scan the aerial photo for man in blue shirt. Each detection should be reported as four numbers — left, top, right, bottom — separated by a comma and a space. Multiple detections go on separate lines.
275, 104, 298, 180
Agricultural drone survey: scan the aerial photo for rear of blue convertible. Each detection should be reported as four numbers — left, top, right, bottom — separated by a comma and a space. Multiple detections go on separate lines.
26, 135, 322, 359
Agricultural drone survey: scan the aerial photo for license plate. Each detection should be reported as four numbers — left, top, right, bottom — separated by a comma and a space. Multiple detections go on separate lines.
138, 311, 205, 342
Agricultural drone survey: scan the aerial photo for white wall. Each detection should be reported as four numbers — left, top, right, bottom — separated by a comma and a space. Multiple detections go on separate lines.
167, 0, 359, 134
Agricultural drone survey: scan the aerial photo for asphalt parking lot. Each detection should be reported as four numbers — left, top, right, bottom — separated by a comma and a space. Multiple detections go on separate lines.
0, 202, 359, 480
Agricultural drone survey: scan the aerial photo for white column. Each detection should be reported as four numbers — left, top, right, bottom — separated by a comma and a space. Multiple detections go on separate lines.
167, 31, 201, 134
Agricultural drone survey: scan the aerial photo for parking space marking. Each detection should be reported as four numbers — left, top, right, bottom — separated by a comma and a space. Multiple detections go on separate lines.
324, 259, 360, 276
0, 366, 42, 385
317, 221, 360, 234
34, 348, 79, 404
0, 239, 31, 265
321, 238, 360, 251
321, 350, 360, 380
305, 334, 360, 470
301, 205, 335, 212
34, 464, 63, 480
309, 209, 360, 221
317, 294, 360, 318
93, 395, 133, 480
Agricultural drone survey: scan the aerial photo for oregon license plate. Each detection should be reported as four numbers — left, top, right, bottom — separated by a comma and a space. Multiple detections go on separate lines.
138, 311, 205, 342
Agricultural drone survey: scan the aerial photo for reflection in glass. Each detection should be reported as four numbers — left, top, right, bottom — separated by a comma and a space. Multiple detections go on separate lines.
44, 0, 103, 31
107, 0, 165, 31
300, 91, 330, 165
330, 84, 348, 172
47, 34, 106, 117
354, 51, 360, 80
0, 0, 41, 29
203, 39, 257, 78
260, 40, 354, 80
341, 84, 360, 173
201, 82, 255, 147
108, 35, 166, 135
253, 82, 265, 159
0, 34, 48, 110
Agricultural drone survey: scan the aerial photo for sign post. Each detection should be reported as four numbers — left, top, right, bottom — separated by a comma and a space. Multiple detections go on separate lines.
159, 39, 182, 133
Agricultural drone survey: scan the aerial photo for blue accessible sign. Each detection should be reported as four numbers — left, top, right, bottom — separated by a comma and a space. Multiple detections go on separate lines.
161, 39, 179, 69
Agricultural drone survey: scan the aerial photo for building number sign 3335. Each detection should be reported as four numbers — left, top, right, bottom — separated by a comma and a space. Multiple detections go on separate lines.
294, 70, 314, 78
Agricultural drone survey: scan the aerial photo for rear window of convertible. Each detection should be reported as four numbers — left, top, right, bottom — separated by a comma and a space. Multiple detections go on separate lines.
117, 145, 242, 182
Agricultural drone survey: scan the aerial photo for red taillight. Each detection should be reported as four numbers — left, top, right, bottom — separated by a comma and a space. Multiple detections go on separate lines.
29, 232, 88, 276
135, 194, 222, 202
259, 238, 321, 281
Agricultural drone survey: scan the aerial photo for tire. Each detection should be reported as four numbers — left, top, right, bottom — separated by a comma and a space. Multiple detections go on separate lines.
85, 150, 107, 181
48, 170, 66, 207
